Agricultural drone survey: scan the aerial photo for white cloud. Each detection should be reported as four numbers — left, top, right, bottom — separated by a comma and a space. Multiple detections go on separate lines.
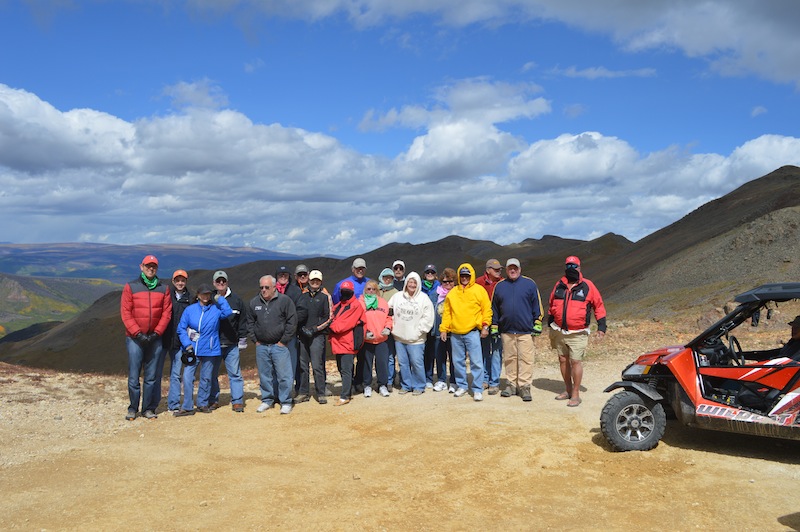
552, 66, 657, 79
751, 106, 767, 117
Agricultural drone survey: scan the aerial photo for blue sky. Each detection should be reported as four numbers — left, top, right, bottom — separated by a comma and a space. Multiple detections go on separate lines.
1, 0, 799, 256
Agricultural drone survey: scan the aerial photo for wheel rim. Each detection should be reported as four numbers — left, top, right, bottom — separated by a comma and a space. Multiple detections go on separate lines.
615, 403, 656, 442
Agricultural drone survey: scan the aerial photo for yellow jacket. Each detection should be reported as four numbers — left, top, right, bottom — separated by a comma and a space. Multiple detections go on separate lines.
439, 263, 492, 335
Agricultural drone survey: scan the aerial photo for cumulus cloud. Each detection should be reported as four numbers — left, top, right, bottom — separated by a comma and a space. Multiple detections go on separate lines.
1, 83, 799, 254
551, 66, 657, 79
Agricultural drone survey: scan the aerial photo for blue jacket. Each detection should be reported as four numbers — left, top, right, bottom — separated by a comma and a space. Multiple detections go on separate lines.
177, 297, 233, 357
491, 276, 543, 334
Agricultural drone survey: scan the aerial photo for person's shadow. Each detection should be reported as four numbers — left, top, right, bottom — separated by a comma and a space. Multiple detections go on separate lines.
533, 377, 585, 395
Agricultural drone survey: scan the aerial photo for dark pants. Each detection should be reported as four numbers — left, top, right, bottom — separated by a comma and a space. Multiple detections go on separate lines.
298, 334, 327, 397
361, 341, 389, 388
336, 354, 354, 400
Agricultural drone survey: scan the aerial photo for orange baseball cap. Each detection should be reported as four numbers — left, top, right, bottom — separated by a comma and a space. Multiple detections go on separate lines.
172, 269, 188, 279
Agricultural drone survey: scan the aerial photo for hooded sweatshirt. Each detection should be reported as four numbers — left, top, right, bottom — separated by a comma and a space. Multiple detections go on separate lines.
439, 263, 493, 336
388, 272, 435, 345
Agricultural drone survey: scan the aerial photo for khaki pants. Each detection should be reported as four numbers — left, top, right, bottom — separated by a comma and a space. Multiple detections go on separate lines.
501, 333, 535, 388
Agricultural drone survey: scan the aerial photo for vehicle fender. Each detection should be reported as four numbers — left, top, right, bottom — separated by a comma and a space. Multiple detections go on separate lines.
603, 381, 664, 402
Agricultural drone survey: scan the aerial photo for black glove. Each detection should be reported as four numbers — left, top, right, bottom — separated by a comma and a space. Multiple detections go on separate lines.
147, 332, 160, 343
181, 346, 197, 366
301, 326, 315, 338
134, 332, 147, 344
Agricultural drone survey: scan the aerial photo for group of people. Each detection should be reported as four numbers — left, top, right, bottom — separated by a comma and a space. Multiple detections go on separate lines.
120, 253, 606, 418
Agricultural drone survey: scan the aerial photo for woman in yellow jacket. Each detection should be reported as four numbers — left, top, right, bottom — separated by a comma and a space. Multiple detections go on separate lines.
439, 263, 493, 401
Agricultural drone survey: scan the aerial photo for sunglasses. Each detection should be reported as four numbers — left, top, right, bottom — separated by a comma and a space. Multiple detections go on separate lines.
296, 272, 308, 277
259, 285, 273, 290
215, 278, 227, 283
442, 280, 454, 284
393, 265, 404, 271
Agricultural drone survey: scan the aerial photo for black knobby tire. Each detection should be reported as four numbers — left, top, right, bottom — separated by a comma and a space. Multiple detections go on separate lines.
600, 390, 666, 452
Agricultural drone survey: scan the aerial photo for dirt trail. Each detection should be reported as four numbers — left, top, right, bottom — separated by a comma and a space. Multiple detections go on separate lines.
2, 324, 800, 531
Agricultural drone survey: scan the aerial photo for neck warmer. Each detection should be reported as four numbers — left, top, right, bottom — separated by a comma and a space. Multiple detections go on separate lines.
140, 273, 158, 290
422, 279, 434, 292
364, 294, 378, 310
436, 284, 451, 304
276, 283, 287, 294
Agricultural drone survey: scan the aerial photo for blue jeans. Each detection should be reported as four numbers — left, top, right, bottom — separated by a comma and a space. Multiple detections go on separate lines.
211, 344, 244, 405
149, 341, 169, 411
257, 343, 293, 405
167, 347, 183, 411
481, 334, 503, 388
451, 331, 484, 393
395, 341, 426, 392
196, 356, 221, 408
181, 360, 198, 411
387, 337, 398, 385
126, 336, 162, 412
275, 336, 300, 393
361, 341, 389, 388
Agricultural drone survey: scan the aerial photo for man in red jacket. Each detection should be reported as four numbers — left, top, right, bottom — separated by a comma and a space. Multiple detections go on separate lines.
120, 255, 172, 421
548, 256, 606, 407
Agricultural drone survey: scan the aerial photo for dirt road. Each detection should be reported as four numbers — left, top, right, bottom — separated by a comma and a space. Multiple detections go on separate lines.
2, 322, 800, 530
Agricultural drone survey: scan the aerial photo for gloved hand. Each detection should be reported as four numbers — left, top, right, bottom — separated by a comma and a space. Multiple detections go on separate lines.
532, 320, 543, 336
366, 331, 375, 340
214, 293, 221, 303
381, 327, 391, 337
181, 346, 196, 366
134, 332, 147, 344
147, 332, 160, 343
490, 325, 500, 337
301, 326, 315, 338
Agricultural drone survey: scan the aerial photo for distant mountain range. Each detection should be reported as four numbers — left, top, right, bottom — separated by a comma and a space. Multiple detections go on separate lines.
0, 165, 798, 373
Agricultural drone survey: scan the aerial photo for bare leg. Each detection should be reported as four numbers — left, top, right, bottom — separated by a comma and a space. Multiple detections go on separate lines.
558, 354, 573, 396
570, 360, 583, 400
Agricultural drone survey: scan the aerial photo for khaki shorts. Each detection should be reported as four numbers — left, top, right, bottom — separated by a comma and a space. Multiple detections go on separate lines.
549, 328, 589, 361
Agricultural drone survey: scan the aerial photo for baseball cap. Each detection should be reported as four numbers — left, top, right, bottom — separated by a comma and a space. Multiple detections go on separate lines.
486, 259, 501, 270
275, 265, 290, 276
506, 258, 520, 269
172, 269, 188, 280
141, 254, 158, 266
459, 267, 471, 276
196, 283, 214, 294
295, 264, 309, 275
392, 260, 405, 270
565, 256, 581, 266
213, 270, 228, 281
341, 280, 355, 291
352, 258, 367, 269
309, 270, 323, 281
424, 264, 437, 273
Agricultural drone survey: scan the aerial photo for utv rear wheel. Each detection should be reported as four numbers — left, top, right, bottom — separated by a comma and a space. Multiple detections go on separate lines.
600, 391, 666, 451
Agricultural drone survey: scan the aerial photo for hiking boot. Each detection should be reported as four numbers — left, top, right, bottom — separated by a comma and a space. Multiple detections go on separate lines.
520, 385, 532, 402
143, 410, 158, 419
173, 409, 195, 417
398, 388, 410, 395
232, 403, 244, 412
488, 386, 500, 395
209, 402, 220, 411
294, 394, 310, 403
197, 406, 212, 414
482, 382, 489, 390
316, 394, 328, 404
412, 389, 424, 396
501, 385, 516, 398
125, 408, 137, 421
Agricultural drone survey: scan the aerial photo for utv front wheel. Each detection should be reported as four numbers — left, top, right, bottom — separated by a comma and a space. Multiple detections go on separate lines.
600, 391, 666, 451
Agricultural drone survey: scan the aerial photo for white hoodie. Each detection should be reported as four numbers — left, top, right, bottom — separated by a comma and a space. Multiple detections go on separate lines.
388, 272, 435, 345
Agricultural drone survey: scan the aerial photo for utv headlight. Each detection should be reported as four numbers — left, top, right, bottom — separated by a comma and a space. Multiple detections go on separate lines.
622, 364, 650, 377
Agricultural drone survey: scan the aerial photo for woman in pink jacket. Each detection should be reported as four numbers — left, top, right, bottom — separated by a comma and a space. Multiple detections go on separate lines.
358, 280, 393, 398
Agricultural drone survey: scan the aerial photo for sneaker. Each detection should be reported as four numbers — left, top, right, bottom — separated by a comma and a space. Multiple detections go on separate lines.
448, 385, 456, 394
143, 410, 158, 419
295, 394, 310, 403
412, 389, 424, 396
280, 404, 293, 415
232, 403, 244, 412
125, 408, 137, 421
454, 388, 467, 398
433, 381, 446, 392
520, 385, 532, 402
386, 384, 393, 392
173, 409, 195, 417
425, 382, 433, 389
501, 385, 516, 398
473, 392, 483, 402
488, 386, 500, 395
398, 388, 410, 395
256, 402, 273, 413
209, 402, 220, 411
379, 385, 390, 397
363, 386, 372, 398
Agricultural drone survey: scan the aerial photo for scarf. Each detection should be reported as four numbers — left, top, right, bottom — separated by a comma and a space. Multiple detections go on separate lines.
364, 294, 378, 310
276, 282, 287, 294
436, 284, 450, 304
422, 279, 434, 292
140, 273, 158, 290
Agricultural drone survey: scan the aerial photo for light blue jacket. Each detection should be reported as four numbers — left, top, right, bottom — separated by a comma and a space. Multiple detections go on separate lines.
177, 297, 233, 357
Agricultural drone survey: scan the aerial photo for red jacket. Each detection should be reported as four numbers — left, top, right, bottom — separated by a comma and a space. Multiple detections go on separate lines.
121, 276, 173, 337
358, 295, 392, 344
475, 272, 504, 300
548, 273, 606, 333
329, 298, 366, 355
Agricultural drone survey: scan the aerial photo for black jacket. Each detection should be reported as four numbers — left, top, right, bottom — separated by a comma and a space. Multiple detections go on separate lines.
246, 292, 297, 345
219, 290, 247, 346
163, 289, 192, 350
